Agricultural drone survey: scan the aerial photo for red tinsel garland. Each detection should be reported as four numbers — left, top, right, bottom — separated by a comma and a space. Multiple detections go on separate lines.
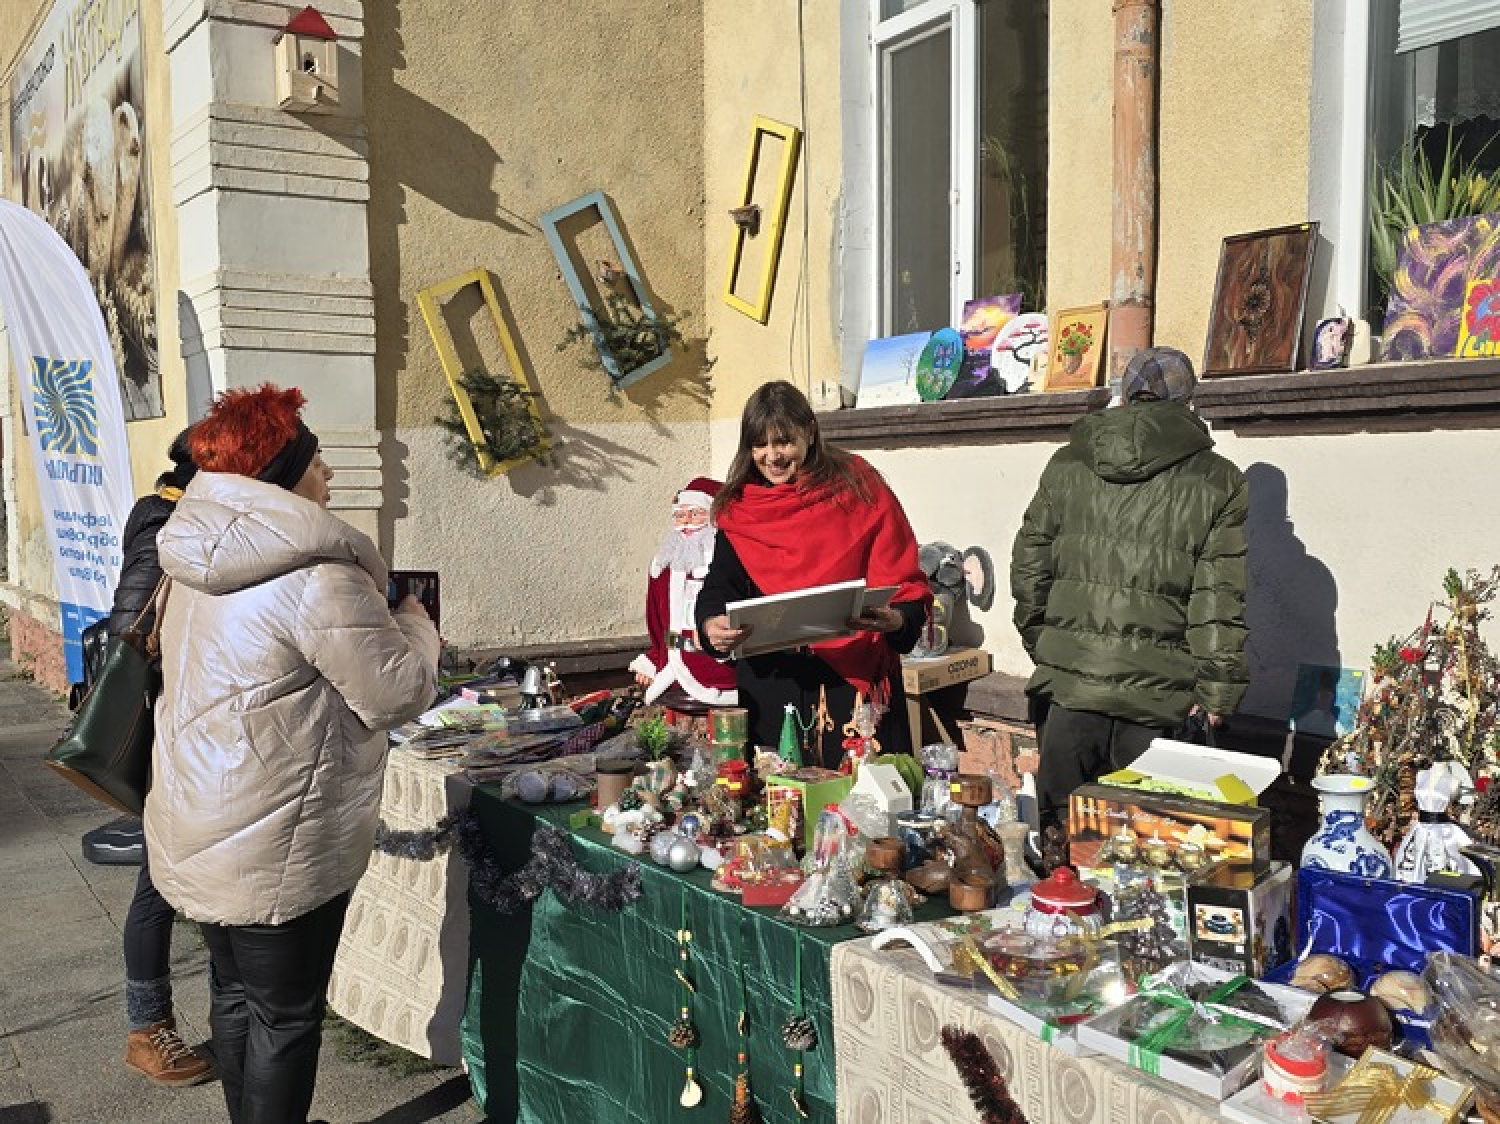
940, 1025, 1029, 1124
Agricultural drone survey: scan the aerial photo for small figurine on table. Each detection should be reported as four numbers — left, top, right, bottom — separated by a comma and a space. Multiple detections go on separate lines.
630, 478, 739, 707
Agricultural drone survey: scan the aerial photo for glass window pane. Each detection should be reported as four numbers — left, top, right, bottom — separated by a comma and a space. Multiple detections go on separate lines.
880, 0, 934, 20
976, 0, 1049, 312
885, 29, 952, 334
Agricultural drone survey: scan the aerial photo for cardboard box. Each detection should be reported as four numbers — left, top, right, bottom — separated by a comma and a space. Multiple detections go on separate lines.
900, 647, 992, 696
1069, 783, 1272, 874
956, 716, 1039, 793
1099, 740, 1282, 806
765, 768, 855, 852
1186, 860, 1295, 977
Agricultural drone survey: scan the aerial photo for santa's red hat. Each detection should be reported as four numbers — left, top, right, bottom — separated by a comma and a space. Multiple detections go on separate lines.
675, 477, 721, 510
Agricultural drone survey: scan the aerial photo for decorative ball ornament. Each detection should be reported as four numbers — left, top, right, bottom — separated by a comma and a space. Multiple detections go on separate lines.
781, 1014, 817, 1052
677, 812, 704, 839
650, 830, 681, 866
668, 837, 702, 872
669, 1015, 701, 1049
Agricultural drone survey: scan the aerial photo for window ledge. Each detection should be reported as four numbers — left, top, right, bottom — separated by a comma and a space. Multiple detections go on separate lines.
818, 358, 1500, 447
817, 386, 1110, 448
1193, 357, 1500, 434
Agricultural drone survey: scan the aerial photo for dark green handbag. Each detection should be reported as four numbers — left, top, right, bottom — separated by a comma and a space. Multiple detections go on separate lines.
45, 577, 166, 816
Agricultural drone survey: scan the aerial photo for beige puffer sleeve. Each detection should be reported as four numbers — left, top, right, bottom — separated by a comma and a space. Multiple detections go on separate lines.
295, 562, 440, 731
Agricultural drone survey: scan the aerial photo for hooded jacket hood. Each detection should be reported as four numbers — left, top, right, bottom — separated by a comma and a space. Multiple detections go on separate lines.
1068, 400, 1213, 484
158, 471, 387, 595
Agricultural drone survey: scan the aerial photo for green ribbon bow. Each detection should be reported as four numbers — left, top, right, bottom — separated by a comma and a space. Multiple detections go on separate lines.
1125, 975, 1285, 1076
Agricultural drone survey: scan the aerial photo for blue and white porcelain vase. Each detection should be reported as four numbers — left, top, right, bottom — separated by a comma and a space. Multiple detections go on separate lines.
1301, 774, 1393, 878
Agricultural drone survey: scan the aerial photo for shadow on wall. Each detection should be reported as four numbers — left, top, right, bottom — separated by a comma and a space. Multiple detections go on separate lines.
176, 291, 214, 420
1241, 462, 1342, 746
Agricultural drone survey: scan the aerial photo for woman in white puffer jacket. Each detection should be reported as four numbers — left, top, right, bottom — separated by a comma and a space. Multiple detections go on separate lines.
145, 383, 439, 1124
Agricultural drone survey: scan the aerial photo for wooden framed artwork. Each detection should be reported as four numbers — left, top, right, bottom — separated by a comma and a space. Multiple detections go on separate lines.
724, 116, 802, 324
539, 190, 672, 388
415, 268, 549, 476
1201, 222, 1319, 376
1044, 304, 1108, 391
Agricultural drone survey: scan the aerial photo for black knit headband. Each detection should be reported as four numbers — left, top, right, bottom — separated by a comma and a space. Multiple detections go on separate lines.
256, 421, 320, 492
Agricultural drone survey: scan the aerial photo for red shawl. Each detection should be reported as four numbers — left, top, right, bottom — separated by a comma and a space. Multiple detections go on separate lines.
717, 456, 932, 697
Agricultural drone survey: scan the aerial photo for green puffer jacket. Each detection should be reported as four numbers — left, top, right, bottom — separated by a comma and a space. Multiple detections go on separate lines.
1010, 400, 1249, 727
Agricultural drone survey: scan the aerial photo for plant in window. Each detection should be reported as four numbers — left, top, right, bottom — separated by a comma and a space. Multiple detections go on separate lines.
1368, 131, 1500, 312
434, 368, 547, 478
556, 292, 686, 384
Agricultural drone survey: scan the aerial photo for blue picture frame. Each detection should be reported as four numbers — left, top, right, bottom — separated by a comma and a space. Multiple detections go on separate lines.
539, 190, 672, 389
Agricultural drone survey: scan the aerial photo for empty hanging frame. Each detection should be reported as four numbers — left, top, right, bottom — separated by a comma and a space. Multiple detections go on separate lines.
539, 190, 673, 389
415, 268, 549, 476
723, 116, 802, 324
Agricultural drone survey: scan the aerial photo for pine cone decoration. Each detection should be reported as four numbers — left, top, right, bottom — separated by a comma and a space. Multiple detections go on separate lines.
781, 1014, 817, 1052
729, 1071, 762, 1124
669, 1016, 700, 1049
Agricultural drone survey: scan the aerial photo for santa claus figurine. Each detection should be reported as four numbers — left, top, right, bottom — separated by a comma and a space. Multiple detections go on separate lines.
630, 478, 739, 706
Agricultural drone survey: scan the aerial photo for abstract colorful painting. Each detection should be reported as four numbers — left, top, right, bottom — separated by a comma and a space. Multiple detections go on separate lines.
856, 331, 930, 408
1383, 211, 1500, 361
1456, 278, 1500, 358
1044, 304, 1108, 391
1202, 223, 1318, 376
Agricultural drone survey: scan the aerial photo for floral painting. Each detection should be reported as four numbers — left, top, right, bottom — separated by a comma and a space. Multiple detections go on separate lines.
1456, 278, 1500, 358
1383, 211, 1500, 361
1044, 304, 1107, 391
1202, 223, 1318, 376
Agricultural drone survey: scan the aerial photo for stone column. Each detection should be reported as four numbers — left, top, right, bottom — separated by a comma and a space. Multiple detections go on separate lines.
164, 0, 379, 539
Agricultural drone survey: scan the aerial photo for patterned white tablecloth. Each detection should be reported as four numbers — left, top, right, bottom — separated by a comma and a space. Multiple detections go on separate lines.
832, 938, 1224, 1124
328, 750, 472, 1065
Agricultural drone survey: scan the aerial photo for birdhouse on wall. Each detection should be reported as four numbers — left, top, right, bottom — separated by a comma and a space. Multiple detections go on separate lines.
273, 6, 339, 113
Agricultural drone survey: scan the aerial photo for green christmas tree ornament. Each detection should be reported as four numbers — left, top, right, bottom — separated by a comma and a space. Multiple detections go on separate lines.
779, 704, 804, 766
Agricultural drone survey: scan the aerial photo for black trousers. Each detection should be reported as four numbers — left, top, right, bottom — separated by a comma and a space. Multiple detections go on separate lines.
200, 892, 351, 1124
1036, 702, 1162, 829
124, 844, 174, 983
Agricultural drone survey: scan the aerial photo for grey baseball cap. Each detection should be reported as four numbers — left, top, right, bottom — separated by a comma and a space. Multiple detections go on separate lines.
1121, 347, 1198, 404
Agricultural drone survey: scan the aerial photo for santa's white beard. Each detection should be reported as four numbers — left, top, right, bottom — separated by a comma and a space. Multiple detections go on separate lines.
653, 525, 716, 574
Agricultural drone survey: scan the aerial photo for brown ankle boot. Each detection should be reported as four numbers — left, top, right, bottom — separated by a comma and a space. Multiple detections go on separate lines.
125, 1018, 213, 1087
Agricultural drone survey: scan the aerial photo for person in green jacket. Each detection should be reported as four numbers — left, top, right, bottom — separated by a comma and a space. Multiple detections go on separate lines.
1010, 346, 1249, 840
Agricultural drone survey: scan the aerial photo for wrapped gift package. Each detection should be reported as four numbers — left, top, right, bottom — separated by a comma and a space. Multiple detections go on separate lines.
1187, 861, 1296, 978
1069, 783, 1272, 874
764, 768, 855, 852
1076, 960, 1315, 1099
1265, 867, 1480, 1046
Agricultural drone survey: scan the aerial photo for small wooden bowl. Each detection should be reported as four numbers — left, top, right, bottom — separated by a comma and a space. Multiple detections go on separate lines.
865, 837, 905, 872
949, 875, 993, 913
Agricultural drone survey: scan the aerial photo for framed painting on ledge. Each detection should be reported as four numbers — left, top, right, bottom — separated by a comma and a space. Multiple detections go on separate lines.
1202, 222, 1318, 377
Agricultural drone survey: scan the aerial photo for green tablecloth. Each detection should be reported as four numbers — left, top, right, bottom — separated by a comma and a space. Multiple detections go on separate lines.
461, 790, 947, 1124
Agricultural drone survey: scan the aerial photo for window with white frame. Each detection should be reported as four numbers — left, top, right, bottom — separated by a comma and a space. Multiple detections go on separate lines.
872, 0, 1048, 336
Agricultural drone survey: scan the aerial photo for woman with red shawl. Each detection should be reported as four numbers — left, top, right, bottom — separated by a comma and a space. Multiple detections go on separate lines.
697, 381, 932, 765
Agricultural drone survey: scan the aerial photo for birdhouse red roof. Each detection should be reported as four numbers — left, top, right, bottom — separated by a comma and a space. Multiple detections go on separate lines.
281, 6, 337, 40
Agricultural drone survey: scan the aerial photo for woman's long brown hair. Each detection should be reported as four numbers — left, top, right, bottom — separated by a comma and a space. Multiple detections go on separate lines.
712, 380, 874, 517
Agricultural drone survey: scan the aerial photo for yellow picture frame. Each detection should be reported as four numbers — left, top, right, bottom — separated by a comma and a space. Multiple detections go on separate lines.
1044, 303, 1109, 391
723, 115, 802, 324
415, 268, 549, 476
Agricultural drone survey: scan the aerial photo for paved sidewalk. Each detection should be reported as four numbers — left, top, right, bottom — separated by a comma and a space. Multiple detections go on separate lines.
0, 634, 487, 1124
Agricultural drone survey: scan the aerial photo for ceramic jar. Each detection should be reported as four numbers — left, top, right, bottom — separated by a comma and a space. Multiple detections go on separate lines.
1301, 775, 1393, 878
1023, 868, 1106, 940
1306, 989, 1395, 1058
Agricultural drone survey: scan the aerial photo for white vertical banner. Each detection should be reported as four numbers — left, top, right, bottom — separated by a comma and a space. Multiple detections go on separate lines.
0, 199, 134, 682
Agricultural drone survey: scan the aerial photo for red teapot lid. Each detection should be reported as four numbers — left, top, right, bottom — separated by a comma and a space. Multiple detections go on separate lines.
1030, 867, 1099, 913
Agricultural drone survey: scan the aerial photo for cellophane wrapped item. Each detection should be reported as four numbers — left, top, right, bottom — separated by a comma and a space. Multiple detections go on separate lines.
781, 807, 862, 927
918, 743, 961, 819
1425, 950, 1500, 1106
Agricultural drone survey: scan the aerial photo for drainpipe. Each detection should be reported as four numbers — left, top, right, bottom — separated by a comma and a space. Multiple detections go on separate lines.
1109, 0, 1160, 378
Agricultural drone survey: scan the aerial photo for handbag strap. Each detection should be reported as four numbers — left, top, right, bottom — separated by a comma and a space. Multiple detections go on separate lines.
123, 573, 169, 644
145, 576, 171, 662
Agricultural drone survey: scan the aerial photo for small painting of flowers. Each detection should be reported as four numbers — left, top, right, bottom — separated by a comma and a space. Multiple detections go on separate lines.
1456, 278, 1500, 358
1202, 223, 1319, 376
1043, 303, 1107, 391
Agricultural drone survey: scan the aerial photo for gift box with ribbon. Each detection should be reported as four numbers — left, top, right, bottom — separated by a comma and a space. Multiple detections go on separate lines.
1266, 868, 1480, 1048
1304, 1046, 1474, 1124
1077, 960, 1314, 1099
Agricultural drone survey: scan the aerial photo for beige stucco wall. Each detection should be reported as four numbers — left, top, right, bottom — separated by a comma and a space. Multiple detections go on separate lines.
702, 0, 845, 452
366, 1, 711, 648
1, 0, 191, 645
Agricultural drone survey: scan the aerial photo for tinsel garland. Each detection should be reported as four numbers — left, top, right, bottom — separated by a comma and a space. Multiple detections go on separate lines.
940, 1025, 1029, 1124
457, 816, 642, 915
372, 811, 642, 915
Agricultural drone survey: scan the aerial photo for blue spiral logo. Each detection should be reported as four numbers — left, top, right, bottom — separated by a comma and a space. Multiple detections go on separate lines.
31, 358, 99, 457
